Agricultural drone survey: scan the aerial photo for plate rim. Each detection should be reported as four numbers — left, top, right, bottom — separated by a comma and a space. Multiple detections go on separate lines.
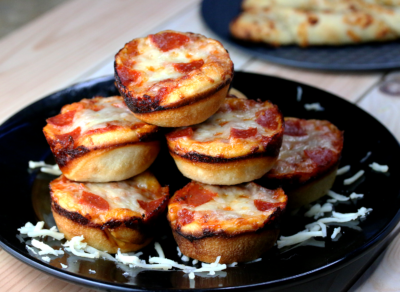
1, 72, 400, 291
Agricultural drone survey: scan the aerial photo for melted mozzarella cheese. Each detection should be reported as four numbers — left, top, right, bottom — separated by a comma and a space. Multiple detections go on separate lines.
84, 180, 153, 212
191, 102, 269, 142
185, 183, 282, 221
132, 37, 217, 83
54, 174, 160, 215
64, 97, 142, 135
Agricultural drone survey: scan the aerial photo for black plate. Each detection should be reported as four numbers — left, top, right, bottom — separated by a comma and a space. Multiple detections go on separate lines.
201, 0, 400, 71
1, 72, 400, 291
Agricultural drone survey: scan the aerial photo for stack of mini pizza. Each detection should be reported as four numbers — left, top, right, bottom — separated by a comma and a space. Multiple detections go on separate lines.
43, 30, 343, 264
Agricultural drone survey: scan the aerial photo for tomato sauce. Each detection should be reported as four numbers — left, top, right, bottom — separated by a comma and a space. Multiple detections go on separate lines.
167, 127, 193, 140
47, 111, 76, 127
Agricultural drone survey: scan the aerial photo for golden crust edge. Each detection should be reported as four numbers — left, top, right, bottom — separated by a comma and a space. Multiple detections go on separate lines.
52, 210, 153, 253
61, 141, 160, 182
130, 84, 230, 127
171, 229, 279, 264
170, 152, 278, 185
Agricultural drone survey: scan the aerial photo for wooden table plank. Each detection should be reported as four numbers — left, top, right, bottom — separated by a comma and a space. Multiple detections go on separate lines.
0, 0, 199, 125
358, 71, 400, 141
243, 60, 384, 102
82, 3, 253, 83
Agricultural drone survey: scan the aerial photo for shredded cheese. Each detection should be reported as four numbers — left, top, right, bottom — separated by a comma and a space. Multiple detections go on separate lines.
181, 255, 190, 262
245, 258, 262, 264
18, 222, 64, 240
189, 272, 195, 279
31, 239, 64, 256
149, 257, 194, 271
154, 242, 165, 258
331, 227, 341, 239
297, 86, 302, 102
42, 256, 51, 263
278, 230, 324, 249
228, 262, 238, 267
304, 203, 333, 219
350, 192, 364, 200
327, 190, 349, 202
29, 161, 62, 175
343, 170, 365, 185
369, 162, 389, 173
60, 263, 68, 269
89, 269, 96, 274
304, 103, 324, 111
360, 151, 371, 163
26, 245, 37, 254
336, 165, 350, 175
63, 236, 99, 259
192, 259, 198, 265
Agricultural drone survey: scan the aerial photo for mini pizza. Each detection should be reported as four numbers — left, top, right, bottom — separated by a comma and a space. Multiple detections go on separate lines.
50, 171, 169, 253
114, 30, 234, 127
43, 96, 159, 182
168, 181, 287, 264
166, 96, 284, 185
262, 117, 344, 209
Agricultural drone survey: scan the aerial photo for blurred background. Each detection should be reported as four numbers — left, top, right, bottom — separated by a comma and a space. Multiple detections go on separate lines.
0, 0, 66, 38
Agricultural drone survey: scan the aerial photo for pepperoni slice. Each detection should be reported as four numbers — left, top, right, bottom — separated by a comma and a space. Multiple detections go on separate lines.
254, 200, 281, 212
173, 59, 204, 73
78, 191, 109, 211
177, 208, 194, 226
172, 183, 216, 207
84, 125, 121, 136
167, 127, 193, 140
116, 65, 141, 86
185, 184, 216, 207
284, 119, 307, 136
256, 107, 279, 129
55, 127, 81, 145
138, 196, 166, 217
230, 127, 257, 139
304, 147, 335, 167
150, 32, 190, 52
47, 111, 76, 127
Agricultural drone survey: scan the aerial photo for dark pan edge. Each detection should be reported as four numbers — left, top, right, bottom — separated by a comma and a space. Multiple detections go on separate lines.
200, 0, 400, 72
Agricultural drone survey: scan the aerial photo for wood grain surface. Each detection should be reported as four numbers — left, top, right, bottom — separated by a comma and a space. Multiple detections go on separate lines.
0, 0, 399, 291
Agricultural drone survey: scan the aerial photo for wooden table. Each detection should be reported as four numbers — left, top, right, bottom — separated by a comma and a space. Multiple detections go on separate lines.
1, 0, 399, 291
